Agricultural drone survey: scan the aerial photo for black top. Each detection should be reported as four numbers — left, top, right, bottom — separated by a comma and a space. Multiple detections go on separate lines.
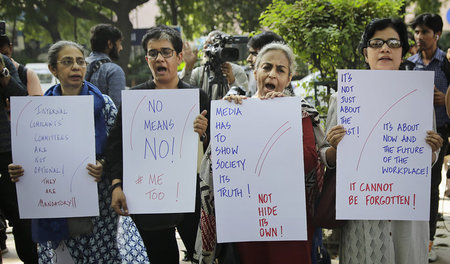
105, 79, 210, 181
17, 64, 28, 87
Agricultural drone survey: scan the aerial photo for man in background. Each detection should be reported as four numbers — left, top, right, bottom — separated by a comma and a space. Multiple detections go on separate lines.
407, 13, 449, 263
86, 24, 125, 106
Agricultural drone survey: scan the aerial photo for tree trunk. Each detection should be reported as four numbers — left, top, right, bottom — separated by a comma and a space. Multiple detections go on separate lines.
115, 1, 135, 79
170, 0, 178, 25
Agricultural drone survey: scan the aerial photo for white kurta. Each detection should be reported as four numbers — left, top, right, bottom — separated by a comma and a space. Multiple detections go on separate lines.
326, 93, 429, 264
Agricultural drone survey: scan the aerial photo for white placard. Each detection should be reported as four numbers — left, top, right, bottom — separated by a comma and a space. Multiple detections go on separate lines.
211, 97, 307, 242
122, 89, 199, 213
10, 96, 98, 219
336, 70, 434, 221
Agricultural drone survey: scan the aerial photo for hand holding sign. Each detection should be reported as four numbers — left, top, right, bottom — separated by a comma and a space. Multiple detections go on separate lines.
10, 96, 98, 219
121, 89, 200, 214
211, 97, 307, 242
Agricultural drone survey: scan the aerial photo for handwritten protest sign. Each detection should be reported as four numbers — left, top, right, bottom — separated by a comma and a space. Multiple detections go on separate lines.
10, 96, 98, 219
336, 70, 434, 220
211, 97, 307, 242
122, 89, 199, 213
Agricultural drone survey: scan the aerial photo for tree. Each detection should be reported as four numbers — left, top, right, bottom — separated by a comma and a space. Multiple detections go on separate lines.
260, 0, 404, 114
155, 0, 281, 39
155, 0, 233, 39
64, 0, 150, 74
406, 0, 441, 15
218, 0, 277, 34
260, 0, 404, 81
1, 0, 150, 77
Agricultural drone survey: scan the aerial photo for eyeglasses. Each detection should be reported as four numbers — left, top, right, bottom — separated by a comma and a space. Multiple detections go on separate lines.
57, 58, 87, 67
146, 48, 174, 59
367, 38, 402, 49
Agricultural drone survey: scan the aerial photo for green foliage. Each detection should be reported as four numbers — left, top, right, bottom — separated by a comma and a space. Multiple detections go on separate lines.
261, 0, 404, 81
1, 0, 149, 83
156, 0, 232, 39
439, 31, 450, 51
260, 0, 404, 116
155, 0, 276, 40
411, 0, 441, 14
127, 55, 151, 87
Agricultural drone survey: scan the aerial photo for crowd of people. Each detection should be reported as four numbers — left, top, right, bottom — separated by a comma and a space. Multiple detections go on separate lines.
0, 11, 449, 264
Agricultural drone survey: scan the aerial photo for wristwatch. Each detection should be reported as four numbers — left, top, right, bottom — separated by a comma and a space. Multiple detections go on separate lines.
0, 67, 9, 78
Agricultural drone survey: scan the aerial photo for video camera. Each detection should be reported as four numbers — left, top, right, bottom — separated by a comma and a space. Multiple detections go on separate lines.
0, 21, 6, 36
204, 33, 240, 69
202, 33, 248, 99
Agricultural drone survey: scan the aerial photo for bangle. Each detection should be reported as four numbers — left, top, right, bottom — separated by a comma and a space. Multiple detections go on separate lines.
200, 133, 207, 142
110, 182, 122, 193
98, 159, 106, 167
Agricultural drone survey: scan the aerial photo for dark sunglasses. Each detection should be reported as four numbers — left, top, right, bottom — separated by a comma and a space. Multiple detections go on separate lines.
367, 38, 402, 49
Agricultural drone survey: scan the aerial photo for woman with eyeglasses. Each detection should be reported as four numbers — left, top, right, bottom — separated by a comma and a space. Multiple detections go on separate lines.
7, 40, 148, 263
107, 25, 209, 264
325, 18, 442, 264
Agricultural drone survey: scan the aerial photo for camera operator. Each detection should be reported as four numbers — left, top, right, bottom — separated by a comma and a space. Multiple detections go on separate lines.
180, 30, 248, 100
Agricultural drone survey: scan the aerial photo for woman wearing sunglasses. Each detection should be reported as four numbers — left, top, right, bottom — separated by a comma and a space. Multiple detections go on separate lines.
325, 18, 442, 264
8, 40, 148, 263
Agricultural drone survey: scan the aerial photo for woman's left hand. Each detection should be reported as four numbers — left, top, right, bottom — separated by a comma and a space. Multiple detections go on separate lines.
426, 130, 443, 152
87, 160, 103, 182
194, 110, 208, 137
260, 91, 285, 99
223, 94, 247, 104
8, 164, 24, 183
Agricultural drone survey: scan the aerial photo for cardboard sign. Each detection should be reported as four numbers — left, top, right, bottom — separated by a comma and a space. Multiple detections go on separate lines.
211, 97, 307, 242
10, 96, 98, 219
121, 89, 199, 213
336, 70, 434, 221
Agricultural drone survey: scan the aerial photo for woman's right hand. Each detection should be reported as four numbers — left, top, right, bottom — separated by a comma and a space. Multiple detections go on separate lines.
8, 164, 24, 183
223, 94, 247, 104
326, 125, 346, 149
111, 185, 129, 216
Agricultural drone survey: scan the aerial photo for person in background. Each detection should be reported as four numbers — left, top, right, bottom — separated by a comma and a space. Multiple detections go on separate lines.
407, 13, 449, 262
0, 35, 42, 96
107, 25, 209, 264
0, 34, 42, 257
326, 18, 442, 264
180, 30, 248, 100
0, 51, 38, 263
245, 31, 286, 97
85, 24, 125, 107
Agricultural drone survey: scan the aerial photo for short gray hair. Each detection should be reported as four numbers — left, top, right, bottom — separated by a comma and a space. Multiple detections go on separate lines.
48, 40, 85, 68
254, 42, 296, 75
